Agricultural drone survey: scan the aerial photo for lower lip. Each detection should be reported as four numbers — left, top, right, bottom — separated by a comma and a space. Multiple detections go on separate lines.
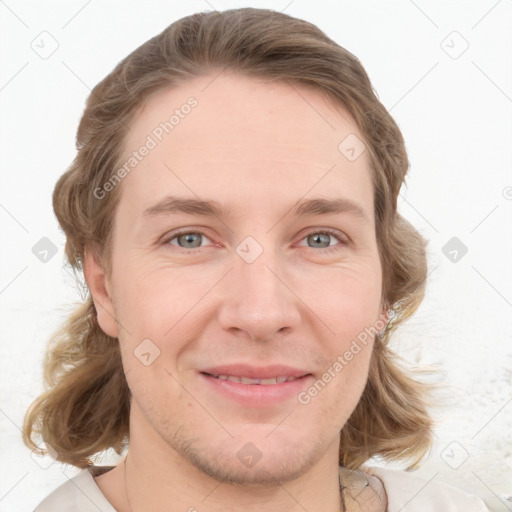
199, 373, 313, 407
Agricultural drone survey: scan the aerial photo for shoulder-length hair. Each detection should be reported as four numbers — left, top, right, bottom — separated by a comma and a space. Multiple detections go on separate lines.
23, 7, 432, 469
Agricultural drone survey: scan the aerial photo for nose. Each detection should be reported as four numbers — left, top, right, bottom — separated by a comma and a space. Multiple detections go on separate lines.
217, 248, 302, 341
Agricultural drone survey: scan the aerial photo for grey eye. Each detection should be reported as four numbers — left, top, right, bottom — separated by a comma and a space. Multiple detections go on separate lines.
176, 232, 203, 248
307, 233, 332, 248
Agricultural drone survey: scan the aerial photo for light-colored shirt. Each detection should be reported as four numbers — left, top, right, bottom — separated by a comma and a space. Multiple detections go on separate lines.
34, 465, 490, 511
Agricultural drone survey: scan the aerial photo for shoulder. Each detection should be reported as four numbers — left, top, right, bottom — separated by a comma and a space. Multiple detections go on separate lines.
34, 467, 116, 512
365, 466, 490, 511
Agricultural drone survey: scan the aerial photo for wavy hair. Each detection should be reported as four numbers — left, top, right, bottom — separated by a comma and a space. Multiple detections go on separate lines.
23, 7, 433, 469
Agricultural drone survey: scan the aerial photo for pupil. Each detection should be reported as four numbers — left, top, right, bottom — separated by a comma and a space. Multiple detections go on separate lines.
180, 233, 201, 248
310, 233, 329, 248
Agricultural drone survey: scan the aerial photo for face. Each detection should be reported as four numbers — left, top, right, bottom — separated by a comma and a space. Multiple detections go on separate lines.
86, 72, 386, 485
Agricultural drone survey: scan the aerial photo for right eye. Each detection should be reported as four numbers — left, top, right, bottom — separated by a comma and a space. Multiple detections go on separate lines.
163, 230, 215, 252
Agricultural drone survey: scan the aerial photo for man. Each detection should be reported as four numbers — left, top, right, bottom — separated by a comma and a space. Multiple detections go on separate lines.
24, 8, 489, 511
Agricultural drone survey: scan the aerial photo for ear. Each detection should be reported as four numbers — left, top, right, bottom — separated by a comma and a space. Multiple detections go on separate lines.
83, 247, 119, 338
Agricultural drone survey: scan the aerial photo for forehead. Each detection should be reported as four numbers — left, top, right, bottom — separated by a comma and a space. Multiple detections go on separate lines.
117, 72, 373, 217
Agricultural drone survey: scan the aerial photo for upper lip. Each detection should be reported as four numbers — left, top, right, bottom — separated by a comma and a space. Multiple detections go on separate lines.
200, 364, 311, 379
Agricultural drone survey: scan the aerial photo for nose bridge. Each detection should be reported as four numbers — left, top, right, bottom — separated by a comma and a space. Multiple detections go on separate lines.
218, 240, 301, 339
239, 248, 281, 303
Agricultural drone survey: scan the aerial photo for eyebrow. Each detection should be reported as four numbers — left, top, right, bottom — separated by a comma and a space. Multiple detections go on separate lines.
143, 195, 369, 222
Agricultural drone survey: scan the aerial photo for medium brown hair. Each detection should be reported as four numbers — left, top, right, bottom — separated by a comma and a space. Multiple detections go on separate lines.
23, 7, 433, 469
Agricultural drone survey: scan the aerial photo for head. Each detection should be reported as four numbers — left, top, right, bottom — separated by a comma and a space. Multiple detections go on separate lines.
23, 8, 432, 476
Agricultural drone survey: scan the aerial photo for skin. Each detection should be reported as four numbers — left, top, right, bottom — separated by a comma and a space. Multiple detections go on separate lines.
85, 71, 388, 512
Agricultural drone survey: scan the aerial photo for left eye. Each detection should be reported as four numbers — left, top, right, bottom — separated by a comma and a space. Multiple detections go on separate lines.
297, 231, 346, 251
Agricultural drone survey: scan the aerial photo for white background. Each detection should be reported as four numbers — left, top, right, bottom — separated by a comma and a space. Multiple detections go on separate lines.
1, 1, 511, 510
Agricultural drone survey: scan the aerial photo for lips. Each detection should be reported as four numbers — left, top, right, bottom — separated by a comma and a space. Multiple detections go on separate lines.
200, 372, 313, 407
198, 364, 313, 406
207, 374, 297, 385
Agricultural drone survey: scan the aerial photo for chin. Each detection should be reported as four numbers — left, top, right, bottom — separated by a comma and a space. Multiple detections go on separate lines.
172, 427, 331, 487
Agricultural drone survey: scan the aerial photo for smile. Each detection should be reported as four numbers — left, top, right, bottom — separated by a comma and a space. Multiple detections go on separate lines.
205, 374, 298, 384
199, 372, 313, 407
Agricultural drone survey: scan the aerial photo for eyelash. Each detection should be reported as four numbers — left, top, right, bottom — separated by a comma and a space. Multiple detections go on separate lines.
162, 228, 349, 254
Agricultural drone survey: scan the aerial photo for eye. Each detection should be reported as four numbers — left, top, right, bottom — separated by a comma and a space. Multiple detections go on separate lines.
297, 229, 349, 253
165, 230, 213, 250
162, 228, 349, 253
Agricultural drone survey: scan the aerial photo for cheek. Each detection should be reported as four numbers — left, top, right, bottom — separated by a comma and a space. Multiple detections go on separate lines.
110, 261, 211, 383
299, 331, 374, 422
303, 264, 382, 392
303, 263, 383, 337
110, 257, 189, 334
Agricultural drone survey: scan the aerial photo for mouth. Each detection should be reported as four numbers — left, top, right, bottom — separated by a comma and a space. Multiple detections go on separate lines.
201, 373, 304, 385
198, 370, 314, 407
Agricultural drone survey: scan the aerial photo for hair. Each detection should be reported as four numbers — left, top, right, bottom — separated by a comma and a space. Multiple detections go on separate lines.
23, 7, 433, 470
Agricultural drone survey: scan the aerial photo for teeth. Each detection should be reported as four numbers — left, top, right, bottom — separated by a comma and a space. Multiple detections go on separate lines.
240, 376, 260, 384
212, 374, 298, 384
